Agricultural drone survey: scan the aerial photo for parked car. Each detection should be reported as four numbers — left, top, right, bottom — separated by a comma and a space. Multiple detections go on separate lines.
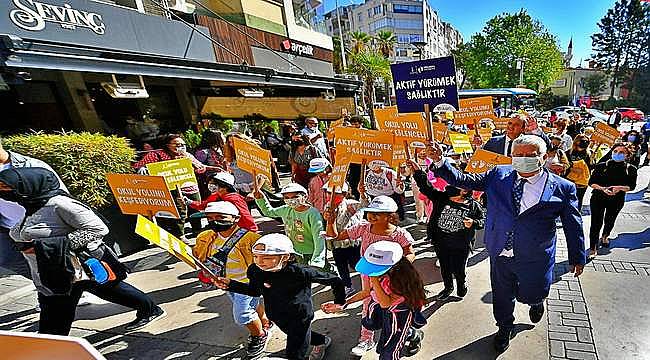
608, 108, 645, 122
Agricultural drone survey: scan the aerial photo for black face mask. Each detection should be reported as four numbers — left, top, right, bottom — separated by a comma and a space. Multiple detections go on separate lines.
578, 140, 590, 148
0, 190, 19, 203
208, 220, 235, 233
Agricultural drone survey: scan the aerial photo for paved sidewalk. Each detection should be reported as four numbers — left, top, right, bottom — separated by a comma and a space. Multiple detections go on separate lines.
1, 166, 649, 360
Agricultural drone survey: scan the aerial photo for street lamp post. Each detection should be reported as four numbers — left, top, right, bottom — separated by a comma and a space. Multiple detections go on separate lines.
516, 58, 525, 87
335, 0, 347, 69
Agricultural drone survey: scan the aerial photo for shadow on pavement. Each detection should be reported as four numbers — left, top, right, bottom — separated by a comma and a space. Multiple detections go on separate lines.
432, 323, 534, 360
600, 228, 650, 252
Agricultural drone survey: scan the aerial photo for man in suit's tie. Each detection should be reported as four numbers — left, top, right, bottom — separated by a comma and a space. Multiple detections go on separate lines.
428, 135, 586, 353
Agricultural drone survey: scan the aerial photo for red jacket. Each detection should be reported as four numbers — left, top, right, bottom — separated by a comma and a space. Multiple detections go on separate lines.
189, 192, 258, 232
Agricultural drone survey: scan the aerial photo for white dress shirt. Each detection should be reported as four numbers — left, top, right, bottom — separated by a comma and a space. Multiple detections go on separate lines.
500, 170, 548, 257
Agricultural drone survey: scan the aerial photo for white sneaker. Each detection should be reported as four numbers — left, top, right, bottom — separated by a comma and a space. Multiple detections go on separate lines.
417, 216, 427, 224
78, 293, 92, 306
350, 339, 375, 356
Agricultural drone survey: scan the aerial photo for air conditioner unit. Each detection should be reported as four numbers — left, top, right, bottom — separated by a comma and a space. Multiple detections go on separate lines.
101, 75, 149, 99
168, 0, 196, 14
238, 88, 264, 98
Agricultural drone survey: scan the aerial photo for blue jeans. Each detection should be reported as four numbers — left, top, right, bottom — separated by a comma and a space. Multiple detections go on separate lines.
226, 291, 261, 326
0, 231, 31, 278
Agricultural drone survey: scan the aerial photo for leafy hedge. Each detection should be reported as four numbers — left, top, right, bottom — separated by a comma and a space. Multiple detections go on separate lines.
4, 132, 135, 209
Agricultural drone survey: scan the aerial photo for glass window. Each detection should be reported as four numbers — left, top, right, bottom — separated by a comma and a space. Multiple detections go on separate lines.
374, 5, 382, 15
371, 18, 394, 31
394, 19, 422, 29
393, 4, 422, 14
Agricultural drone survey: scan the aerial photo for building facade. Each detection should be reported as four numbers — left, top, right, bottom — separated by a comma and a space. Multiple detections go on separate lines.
550, 67, 624, 103
348, 0, 462, 63
0, 0, 360, 143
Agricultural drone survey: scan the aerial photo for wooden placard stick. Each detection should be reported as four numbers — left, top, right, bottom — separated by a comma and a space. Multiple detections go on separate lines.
424, 104, 433, 142
403, 140, 412, 161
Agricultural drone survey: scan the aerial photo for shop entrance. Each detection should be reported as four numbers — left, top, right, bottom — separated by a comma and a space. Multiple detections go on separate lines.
0, 81, 73, 134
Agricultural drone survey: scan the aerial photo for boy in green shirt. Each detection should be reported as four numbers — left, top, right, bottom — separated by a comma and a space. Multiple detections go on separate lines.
254, 182, 327, 269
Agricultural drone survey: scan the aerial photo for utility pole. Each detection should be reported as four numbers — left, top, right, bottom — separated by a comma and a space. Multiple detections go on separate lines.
335, 0, 347, 69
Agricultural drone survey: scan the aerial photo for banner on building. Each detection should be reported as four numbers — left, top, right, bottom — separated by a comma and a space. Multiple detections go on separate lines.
591, 121, 620, 146
454, 96, 496, 125
334, 127, 394, 165
390, 56, 460, 113
146, 158, 198, 193
106, 173, 179, 219
232, 137, 273, 182
465, 149, 512, 173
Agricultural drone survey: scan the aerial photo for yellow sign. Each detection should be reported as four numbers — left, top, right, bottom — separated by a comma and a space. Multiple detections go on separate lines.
449, 133, 474, 154
106, 173, 179, 219
334, 127, 395, 165
135, 215, 197, 269
465, 149, 512, 173
232, 137, 273, 182
329, 155, 351, 191
146, 158, 198, 191
327, 118, 346, 141
591, 121, 620, 146
454, 96, 496, 125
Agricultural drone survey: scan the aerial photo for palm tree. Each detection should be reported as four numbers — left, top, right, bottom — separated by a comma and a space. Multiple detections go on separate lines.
350, 31, 371, 54
347, 50, 392, 127
374, 30, 397, 58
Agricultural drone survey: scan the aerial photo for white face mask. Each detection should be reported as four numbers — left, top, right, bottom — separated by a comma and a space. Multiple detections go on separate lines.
512, 156, 543, 174
207, 184, 219, 193
284, 195, 306, 208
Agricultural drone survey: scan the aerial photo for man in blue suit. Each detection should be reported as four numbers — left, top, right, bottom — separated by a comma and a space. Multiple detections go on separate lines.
428, 135, 586, 353
482, 115, 550, 156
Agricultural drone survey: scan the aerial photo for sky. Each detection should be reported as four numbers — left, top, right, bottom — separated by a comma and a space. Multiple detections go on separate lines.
322, 0, 616, 68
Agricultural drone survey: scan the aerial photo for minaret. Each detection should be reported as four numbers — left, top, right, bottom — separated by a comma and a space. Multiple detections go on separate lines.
565, 37, 573, 67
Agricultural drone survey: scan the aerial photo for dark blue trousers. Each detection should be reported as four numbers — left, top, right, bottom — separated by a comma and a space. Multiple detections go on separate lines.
490, 256, 553, 329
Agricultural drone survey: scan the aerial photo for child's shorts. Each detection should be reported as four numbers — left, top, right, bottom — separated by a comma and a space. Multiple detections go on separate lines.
227, 291, 261, 325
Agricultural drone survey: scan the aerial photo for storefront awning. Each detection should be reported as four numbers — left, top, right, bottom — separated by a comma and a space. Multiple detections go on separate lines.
0, 35, 361, 92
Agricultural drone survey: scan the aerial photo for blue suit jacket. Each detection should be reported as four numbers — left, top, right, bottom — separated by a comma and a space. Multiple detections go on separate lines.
433, 160, 586, 267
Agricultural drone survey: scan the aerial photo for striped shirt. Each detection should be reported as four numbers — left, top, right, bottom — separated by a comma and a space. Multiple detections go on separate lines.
347, 222, 414, 255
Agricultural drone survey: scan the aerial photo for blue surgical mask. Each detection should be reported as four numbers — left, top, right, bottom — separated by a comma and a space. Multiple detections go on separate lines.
612, 152, 626, 162
627, 135, 637, 142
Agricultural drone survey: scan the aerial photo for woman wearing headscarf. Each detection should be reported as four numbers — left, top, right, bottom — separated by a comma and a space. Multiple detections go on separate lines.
0, 167, 164, 336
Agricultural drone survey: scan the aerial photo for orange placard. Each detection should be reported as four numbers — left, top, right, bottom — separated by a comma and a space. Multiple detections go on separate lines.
1, 330, 107, 360
232, 137, 273, 182
478, 128, 493, 142
329, 155, 350, 191
106, 173, 179, 219
465, 149, 512, 173
454, 96, 496, 125
376, 111, 428, 144
432, 122, 449, 143
374, 106, 399, 122
494, 118, 510, 130
334, 127, 394, 165
591, 121, 620, 146
542, 126, 554, 134
327, 118, 346, 141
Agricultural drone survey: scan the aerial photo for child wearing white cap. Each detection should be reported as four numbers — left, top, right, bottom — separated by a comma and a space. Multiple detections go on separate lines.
213, 233, 345, 360
325, 195, 415, 356
192, 201, 270, 358
306, 158, 331, 213
322, 241, 426, 360
254, 182, 327, 269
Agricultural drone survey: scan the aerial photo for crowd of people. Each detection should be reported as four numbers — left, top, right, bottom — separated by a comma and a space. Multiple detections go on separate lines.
0, 107, 646, 360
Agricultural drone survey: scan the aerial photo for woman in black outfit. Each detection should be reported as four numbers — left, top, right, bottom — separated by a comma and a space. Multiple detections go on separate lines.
407, 160, 485, 301
588, 143, 638, 259
565, 134, 593, 211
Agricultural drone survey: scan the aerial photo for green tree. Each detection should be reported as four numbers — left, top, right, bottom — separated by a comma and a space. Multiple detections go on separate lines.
581, 73, 608, 96
347, 50, 392, 127
591, 0, 650, 99
374, 30, 396, 58
454, 10, 564, 89
349, 31, 371, 55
